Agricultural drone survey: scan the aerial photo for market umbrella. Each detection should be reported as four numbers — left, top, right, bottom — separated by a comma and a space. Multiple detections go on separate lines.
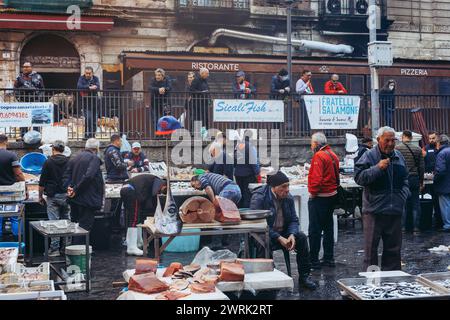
154, 116, 182, 235
411, 108, 429, 147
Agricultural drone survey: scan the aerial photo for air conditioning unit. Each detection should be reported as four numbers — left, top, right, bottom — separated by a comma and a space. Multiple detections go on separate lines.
355, 0, 369, 15
326, 0, 341, 14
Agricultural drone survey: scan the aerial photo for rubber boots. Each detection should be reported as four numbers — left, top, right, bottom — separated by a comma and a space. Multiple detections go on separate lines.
126, 227, 143, 256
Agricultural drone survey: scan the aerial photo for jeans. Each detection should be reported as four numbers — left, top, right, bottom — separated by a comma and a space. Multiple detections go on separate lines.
219, 184, 242, 206
83, 97, 98, 138
439, 194, 450, 230
308, 196, 336, 263
46, 193, 70, 250
403, 175, 421, 230
271, 231, 312, 277
363, 213, 402, 271
235, 175, 256, 208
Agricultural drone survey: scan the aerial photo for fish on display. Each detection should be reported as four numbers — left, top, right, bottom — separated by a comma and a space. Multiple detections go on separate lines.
349, 282, 436, 300
154, 184, 182, 235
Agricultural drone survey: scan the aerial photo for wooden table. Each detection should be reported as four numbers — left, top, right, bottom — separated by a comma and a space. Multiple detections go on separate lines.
140, 218, 270, 260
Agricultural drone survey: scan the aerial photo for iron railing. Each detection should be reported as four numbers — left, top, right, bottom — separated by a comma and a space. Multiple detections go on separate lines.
0, 88, 449, 141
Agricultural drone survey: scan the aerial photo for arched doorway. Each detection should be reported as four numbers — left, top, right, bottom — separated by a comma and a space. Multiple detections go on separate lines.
20, 34, 80, 89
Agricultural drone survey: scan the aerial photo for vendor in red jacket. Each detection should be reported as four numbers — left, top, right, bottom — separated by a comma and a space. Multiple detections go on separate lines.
307, 132, 339, 270
324, 74, 347, 95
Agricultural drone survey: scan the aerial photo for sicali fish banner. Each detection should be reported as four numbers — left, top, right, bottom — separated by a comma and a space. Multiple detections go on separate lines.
0, 102, 53, 128
303, 95, 361, 129
213, 100, 284, 122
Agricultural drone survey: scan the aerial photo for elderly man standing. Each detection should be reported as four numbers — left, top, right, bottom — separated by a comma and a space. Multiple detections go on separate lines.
190, 68, 210, 130
307, 132, 339, 270
434, 134, 450, 232
63, 138, 104, 243
354, 127, 410, 271
250, 171, 317, 290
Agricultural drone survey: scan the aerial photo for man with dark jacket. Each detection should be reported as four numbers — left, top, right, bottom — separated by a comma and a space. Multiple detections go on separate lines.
355, 126, 410, 271
77, 66, 100, 139
307, 132, 339, 270
396, 130, 425, 233
38, 141, 69, 256
250, 171, 317, 290
120, 174, 167, 256
232, 71, 255, 99
150, 68, 172, 129
190, 68, 210, 130
424, 131, 442, 229
234, 131, 260, 208
104, 134, 128, 183
434, 134, 450, 232
14, 61, 45, 138
270, 68, 290, 100
63, 138, 104, 242
354, 137, 373, 164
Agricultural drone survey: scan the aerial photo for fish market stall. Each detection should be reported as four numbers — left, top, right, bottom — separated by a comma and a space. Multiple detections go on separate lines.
418, 272, 450, 293
337, 275, 450, 300
105, 181, 205, 199
140, 217, 270, 260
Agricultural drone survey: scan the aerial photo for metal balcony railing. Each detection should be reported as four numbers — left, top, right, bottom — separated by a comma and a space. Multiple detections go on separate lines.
1, 89, 449, 141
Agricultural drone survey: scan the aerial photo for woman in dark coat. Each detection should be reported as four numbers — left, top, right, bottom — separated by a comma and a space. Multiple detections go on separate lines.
380, 79, 396, 127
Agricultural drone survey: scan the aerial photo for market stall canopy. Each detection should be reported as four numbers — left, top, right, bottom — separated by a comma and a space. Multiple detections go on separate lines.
0, 13, 114, 31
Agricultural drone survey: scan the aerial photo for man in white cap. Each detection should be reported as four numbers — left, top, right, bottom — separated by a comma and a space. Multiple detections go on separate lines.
124, 142, 150, 173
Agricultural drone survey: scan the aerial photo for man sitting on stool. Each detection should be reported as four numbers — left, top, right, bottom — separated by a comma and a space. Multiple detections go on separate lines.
250, 171, 317, 290
120, 174, 167, 256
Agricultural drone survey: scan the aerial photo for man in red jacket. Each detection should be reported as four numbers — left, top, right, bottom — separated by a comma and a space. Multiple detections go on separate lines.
307, 132, 339, 270
324, 74, 347, 95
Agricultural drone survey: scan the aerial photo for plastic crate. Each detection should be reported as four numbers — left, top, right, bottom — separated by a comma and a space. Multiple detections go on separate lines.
13, 262, 50, 282
0, 182, 26, 203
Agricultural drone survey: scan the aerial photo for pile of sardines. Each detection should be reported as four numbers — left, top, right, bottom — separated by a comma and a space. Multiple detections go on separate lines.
349, 281, 437, 299
435, 279, 450, 289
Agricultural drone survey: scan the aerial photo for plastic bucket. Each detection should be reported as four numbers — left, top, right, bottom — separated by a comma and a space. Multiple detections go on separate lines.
20, 152, 47, 174
65, 245, 92, 276
162, 228, 200, 253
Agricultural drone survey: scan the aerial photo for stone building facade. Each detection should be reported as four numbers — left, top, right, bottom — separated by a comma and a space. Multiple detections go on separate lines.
0, 0, 449, 91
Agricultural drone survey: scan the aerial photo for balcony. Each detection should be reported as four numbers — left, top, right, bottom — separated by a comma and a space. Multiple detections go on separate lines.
4, 0, 93, 13
175, 0, 250, 25
318, 0, 391, 33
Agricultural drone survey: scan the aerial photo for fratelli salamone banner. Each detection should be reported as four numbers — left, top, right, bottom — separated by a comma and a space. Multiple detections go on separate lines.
303, 95, 361, 129
0, 102, 54, 128
213, 99, 284, 122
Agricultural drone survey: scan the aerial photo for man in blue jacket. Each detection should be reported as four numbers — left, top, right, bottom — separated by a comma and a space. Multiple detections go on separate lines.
250, 171, 317, 290
77, 66, 100, 139
434, 134, 450, 232
354, 126, 410, 271
104, 134, 128, 183
270, 68, 290, 100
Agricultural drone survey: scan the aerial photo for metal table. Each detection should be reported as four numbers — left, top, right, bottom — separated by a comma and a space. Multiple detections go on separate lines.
0, 203, 25, 254
140, 218, 270, 260
28, 221, 91, 292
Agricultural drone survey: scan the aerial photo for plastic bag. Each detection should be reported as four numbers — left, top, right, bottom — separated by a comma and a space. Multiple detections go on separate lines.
191, 246, 237, 267
23, 130, 41, 145
120, 134, 131, 153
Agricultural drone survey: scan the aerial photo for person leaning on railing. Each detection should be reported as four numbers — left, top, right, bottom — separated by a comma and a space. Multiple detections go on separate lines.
77, 66, 100, 140
13, 61, 45, 139
189, 68, 211, 130
295, 70, 315, 133
149, 68, 172, 130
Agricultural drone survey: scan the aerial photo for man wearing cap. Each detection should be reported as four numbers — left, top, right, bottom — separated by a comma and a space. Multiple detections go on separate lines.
38, 140, 70, 256
232, 71, 255, 99
120, 174, 167, 255
124, 142, 150, 173
63, 138, 104, 241
250, 171, 317, 290
270, 68, 290, 100
104, 134, 129, 183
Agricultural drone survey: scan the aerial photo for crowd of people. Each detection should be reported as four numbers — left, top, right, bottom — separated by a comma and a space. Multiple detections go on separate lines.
10, 62, 399, 140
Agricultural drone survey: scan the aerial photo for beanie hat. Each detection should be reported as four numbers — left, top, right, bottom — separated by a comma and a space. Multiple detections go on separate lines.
267, 171, 289, 187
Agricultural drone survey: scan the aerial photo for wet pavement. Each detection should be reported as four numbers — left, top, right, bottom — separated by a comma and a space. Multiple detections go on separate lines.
64, 221, 450, 300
